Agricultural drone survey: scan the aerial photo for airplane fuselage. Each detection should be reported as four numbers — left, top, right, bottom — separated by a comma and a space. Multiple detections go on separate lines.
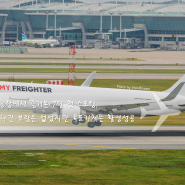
22, 39, 59, 45
0, 81, 185, 117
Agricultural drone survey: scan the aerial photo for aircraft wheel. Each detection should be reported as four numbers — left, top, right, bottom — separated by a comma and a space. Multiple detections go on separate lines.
79, 118, 86, 123
87, 122, 95, 128
95, 120, 101, 126
72, 119, 79, 125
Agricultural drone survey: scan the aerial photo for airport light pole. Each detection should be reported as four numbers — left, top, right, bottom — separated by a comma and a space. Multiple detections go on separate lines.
178, 0, 179, 15
49, 0, 50, 7
151, 0, 152, 12
127, 0, 128, 11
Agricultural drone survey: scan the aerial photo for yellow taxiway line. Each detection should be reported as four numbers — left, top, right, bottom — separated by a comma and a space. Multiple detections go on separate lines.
68, 144, 134, 149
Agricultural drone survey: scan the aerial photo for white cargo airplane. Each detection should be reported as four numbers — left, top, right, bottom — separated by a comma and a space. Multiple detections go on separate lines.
22, 32, 59, 48
0, 72, 184, 132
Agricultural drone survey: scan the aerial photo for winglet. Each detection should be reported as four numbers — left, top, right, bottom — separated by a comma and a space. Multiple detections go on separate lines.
81, 71, 96, 87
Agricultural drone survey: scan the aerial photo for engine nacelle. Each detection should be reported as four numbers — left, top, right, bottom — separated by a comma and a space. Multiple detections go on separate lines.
61, 105, 86, 119
32, 109, 54, 114
49, 44, 54, 47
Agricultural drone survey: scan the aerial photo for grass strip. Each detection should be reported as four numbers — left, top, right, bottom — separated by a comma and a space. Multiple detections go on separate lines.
0, 62, 183, 66
1, 79, 176, 91
0, 150, 184, 184
0, 57, 143, 61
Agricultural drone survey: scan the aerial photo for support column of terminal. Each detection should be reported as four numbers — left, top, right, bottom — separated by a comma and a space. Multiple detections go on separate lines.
120, 15, 122, 38
100, 13, 102, 33
46, 14, 48, 29
110, 14, 112, 30
27, 15, 34, 39
1, 17, 7, 43
143, 24, 148, 48
54, 14, 56, 38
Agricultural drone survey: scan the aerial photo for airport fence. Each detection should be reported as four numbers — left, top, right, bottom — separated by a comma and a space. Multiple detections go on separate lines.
0, 47, 28, 54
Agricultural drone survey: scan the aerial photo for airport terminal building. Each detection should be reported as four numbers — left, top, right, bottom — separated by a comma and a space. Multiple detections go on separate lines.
1, 0, 185, 48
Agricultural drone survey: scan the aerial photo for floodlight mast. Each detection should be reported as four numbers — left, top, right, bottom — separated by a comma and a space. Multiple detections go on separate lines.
178, 0, 179, 15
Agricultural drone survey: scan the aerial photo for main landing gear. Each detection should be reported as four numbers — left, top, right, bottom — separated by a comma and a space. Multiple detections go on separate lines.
87, 120, 101, 128
72, 118, 101, 128
72, 118, 86, 125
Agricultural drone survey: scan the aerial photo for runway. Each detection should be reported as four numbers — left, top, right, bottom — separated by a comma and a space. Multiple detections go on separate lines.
0, 73, 183, 79
0, 126, 184, 150
1, 65, 185, 69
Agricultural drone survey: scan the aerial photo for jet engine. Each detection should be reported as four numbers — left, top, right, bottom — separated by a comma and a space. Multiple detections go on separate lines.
56, 105, 87, 119
32, 109, 54, 114
49, 44, 54, 48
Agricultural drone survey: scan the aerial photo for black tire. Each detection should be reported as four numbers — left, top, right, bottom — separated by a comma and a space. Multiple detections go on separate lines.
95, 120, 101, 126
87, 122, 95, 128
72, 119, 79, 125
79, 118, 86, 123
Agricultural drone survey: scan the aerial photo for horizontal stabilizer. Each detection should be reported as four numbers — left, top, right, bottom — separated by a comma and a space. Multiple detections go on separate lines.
152, 112, 181, 132
81, 71, 96, 87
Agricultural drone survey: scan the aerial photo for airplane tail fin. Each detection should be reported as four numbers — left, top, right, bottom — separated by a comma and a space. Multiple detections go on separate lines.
163, 75, 185, 99
22, 31, 27, 40
81, 71, 96, 87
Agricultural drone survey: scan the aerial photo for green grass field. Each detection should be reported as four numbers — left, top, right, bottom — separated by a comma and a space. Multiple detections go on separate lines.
0, 68, 185, 73
0, 150, 184, 185
0, 79, 177, 91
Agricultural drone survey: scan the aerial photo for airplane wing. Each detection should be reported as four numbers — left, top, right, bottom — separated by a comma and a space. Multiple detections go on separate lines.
81, 100, 156, 112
